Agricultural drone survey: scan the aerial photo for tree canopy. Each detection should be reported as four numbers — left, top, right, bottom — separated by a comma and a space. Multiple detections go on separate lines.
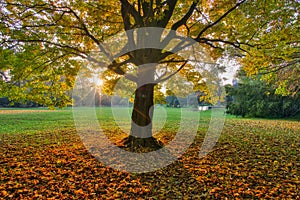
0, 0, 299, 106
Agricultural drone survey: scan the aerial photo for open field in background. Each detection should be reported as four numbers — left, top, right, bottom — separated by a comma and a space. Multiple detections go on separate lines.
0, 107, 213, 134
0, 108, 74, 134
0, 107, 299, 199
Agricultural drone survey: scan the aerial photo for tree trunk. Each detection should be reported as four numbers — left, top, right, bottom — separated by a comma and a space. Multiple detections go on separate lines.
131, 83, 155, 139
117, 56, 163, 151
118, 83, 163, 151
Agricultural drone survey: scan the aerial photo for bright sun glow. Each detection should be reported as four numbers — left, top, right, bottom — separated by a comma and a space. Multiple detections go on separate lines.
96, 78, 103, 86
92, 74, 103, 87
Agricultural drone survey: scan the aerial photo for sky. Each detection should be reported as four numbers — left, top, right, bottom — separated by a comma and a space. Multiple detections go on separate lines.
217, 56, 240, 85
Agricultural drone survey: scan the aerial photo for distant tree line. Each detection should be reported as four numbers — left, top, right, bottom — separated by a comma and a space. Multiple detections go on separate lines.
225, 76, 300, 118
0, 97, 41, 108
73, 89, 130, 107
1, 90, 216, 108
165, 91, 212, 108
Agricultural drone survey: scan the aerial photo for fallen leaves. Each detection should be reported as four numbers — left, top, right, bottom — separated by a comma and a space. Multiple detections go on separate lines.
0, 118, 299, 199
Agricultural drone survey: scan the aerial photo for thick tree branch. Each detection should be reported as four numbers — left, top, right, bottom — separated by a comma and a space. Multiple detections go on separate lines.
121, 2, 133, 30
196, 0, 247, 39
159, 59, 187, 64
203, 41, 225, 51
156, 0, 177, 27
160, 1, 198, 50
120, 0, 143, 28
107, 59, 138, 82
171, 1, 199, 31
196, 38, 250, 53
142, 0, 154, 21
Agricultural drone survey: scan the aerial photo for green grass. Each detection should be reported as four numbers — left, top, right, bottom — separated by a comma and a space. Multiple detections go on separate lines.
0, 108, 74, 134
0, 107, 299, 199
0, 107, 213, 134
0, 107, 297, 136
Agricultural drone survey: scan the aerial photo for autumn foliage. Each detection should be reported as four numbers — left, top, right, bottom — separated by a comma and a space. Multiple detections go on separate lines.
1, 118, 299, 199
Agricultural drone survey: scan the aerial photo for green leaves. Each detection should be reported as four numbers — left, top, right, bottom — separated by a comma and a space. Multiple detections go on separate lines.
225, 73, 300, 118
239, 1, 300, 96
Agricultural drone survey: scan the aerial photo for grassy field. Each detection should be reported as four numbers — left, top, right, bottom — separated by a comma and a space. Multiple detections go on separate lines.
0, 107, 212, 134
0, 108, 74, 134
0, 107, 299, 199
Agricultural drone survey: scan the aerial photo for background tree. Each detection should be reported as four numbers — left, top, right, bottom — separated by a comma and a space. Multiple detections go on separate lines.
226, 71, 300, 118
1, 0, 299, 148
0, 46, 75, 108
239, 1, 299, 96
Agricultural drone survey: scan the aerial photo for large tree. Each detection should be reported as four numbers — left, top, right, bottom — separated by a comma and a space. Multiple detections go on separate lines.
0, 0, 299, 148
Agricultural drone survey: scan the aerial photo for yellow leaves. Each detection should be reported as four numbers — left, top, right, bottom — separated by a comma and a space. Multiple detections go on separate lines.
74, 188, 85, 195
273, 160, 279, 166
210, 187, 222, 193
1, 190, 8, 197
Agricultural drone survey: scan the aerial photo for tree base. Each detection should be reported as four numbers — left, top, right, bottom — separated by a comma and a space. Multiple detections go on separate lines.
116, 135, 164, 153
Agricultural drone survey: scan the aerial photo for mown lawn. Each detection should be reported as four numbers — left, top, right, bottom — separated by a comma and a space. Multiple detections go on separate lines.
0, 107, 299, 199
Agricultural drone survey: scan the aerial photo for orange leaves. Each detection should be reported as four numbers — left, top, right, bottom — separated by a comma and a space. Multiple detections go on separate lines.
210, 187, 222, 193
1, 190, 8, 197
0, 117, 299, 199
74, 188, 86, 196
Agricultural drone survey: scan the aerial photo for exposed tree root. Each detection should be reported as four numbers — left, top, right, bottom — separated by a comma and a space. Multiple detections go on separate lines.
116, 135, 164, 153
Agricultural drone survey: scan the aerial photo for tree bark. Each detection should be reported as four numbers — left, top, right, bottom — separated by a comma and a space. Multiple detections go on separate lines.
118, 64, 163, 150
119, 83, 163, 150
131, 83, 154, 139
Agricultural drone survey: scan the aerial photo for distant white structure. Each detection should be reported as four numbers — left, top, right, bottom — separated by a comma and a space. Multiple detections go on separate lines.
198, 106, 209, 111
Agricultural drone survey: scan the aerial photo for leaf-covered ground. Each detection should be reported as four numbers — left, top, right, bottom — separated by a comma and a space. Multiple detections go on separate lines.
0, 115, 299, 199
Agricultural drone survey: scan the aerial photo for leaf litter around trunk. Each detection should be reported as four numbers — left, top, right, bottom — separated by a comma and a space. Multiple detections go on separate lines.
0, 117, 299, 199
